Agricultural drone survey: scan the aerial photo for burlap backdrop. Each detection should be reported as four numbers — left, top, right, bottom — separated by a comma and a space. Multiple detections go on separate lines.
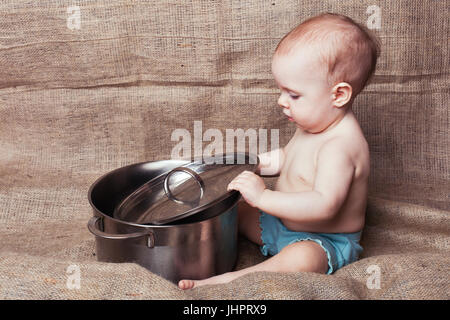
0, 0, 448, 299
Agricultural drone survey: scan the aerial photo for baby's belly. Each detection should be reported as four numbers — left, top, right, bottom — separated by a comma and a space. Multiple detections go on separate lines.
281, 216, 362, 234
274, 177, 365, 233
280, 207, 365, 233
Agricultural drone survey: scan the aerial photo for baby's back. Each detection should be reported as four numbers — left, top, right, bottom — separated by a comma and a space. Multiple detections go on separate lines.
277, 111, 369, 233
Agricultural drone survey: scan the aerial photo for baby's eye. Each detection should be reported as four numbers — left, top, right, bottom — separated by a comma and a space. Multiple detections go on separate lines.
289, 93, 300, 100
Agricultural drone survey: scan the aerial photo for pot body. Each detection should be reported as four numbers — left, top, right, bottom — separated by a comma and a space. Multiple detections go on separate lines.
88, 160, 239, 284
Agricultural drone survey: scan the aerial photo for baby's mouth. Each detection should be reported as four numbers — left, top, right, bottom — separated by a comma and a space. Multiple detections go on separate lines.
283, 112, 294, 122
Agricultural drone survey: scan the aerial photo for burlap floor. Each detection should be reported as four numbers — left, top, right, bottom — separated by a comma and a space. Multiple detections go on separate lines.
0, 0, 448, 299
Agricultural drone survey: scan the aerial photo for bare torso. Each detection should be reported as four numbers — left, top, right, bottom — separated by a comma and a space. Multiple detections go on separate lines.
275, 111, 369, 234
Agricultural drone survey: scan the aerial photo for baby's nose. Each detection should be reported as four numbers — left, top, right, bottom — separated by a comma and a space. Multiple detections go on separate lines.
277, 95, 289, 109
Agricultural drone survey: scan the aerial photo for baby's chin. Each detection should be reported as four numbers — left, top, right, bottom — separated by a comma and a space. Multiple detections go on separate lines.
294, 123, 323, 134
288, 118, 304, 129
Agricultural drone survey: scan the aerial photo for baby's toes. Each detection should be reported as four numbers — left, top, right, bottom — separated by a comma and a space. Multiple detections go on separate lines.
178, 279, 196, 290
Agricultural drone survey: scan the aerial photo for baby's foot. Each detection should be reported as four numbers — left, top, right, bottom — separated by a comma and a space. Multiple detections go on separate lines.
178, 272, 236, 290
178, 279, 196, 290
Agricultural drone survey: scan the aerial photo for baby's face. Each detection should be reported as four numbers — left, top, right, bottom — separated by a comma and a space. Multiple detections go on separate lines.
271, 46, 338, 133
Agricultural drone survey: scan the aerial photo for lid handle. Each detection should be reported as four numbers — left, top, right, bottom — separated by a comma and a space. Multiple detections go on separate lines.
163, 167, 205, 206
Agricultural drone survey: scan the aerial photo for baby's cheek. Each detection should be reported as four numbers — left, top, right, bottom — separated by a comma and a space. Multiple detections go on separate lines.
292, 109, 307, 122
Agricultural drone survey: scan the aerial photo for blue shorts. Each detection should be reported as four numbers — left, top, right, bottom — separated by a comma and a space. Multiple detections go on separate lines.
259, 211, 363, 274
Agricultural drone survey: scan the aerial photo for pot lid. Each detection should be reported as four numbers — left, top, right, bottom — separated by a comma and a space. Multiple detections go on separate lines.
113, 153, 258, 225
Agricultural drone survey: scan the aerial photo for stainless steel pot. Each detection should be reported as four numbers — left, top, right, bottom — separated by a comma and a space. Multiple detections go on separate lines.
87, 159, 242, 283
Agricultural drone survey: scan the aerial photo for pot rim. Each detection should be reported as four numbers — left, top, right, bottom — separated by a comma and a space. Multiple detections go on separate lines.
88, 160, 188, 229
88, 159, 243, 229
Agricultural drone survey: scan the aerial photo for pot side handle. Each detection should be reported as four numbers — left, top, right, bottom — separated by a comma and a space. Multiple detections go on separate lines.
87, 216, 155, 248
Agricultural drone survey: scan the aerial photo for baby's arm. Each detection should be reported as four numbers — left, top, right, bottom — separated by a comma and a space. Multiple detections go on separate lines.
229, 141, 355, 224
257, 148, 285, 176
259, 141, 355, 223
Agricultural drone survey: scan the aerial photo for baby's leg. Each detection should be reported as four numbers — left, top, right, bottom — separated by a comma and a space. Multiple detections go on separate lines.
178, 239, 328, 290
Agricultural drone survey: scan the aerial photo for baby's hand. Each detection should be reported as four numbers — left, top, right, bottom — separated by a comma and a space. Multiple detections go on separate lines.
227, 171, 266, 207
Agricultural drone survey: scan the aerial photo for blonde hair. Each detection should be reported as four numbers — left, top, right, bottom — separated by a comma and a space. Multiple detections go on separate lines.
275, 13, 381, 95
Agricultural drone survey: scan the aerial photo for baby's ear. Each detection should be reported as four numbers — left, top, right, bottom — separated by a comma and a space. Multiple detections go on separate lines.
331, 82, 352, 108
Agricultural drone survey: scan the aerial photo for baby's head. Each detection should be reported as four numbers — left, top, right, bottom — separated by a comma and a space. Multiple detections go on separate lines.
272, 13, 380, 132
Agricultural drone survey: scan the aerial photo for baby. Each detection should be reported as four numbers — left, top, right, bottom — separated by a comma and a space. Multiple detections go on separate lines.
179, 13, 380, 290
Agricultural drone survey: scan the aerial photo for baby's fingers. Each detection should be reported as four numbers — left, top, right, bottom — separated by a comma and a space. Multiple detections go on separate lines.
227, 180, 241, 191
227, 176, 240, 191
227, 179, 247, 192
228, 170, 260, 191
